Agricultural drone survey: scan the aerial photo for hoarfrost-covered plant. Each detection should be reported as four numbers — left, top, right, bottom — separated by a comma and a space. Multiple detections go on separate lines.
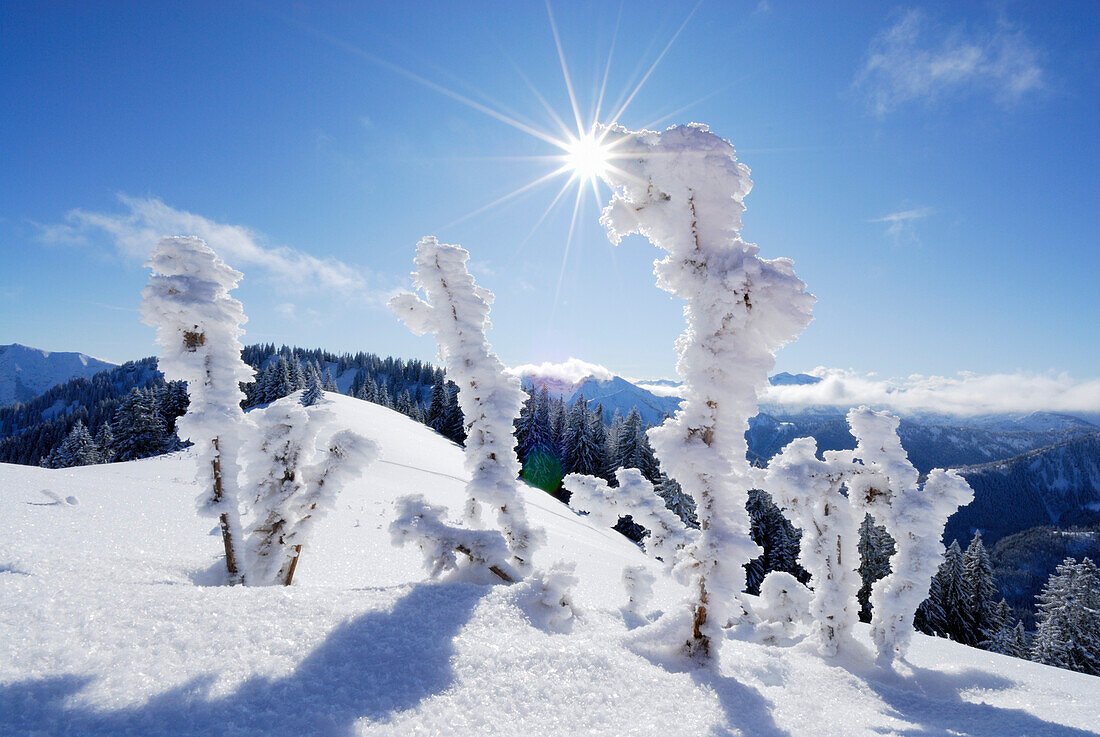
141, 236, 255, 583
623, 564, 656, 618
763, 437, 860, 655
389, 494, 518, 583
755, 571, 812, 642
598, 123, 815, 659
389, 236, 542, 569
762, 407, 974, 660
244, 395, 377, 585
838, 407, 973, 662
521, 562, 579, 633
564, 467, 697, 563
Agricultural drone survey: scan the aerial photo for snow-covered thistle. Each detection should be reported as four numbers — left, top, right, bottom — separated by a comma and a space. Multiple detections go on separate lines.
141, 236, 255, 583
763, 407, 973, 660
243, 394, 377, 586
564, 467, 697, 563
389, 236, 542, 570
839, 407, 974, 662
597, 124, 815, 659
755, 571, 812, 643
763, 437, 860, 655
389, 494, 518, 583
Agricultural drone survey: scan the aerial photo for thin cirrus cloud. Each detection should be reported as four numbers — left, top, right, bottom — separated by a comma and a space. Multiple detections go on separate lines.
869, 207, 932, 239
38, 194, 374, 296
857, 9, 1044, 115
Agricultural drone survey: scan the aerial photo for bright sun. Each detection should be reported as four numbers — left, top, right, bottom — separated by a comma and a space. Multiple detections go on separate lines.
563, 131, 611, 182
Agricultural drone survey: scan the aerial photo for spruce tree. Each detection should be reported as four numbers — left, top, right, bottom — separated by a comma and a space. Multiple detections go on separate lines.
301, 373, 324, 407
1031, 557, 1100, 675
980, 600, 1024, 657
937, 540, 973, 644
426, 380, 448, 435
857, 516, 896, 623
914, 571, 947, 636
441, 381, 466, 444
613, 408, 644, 473
587, 404, 610, 480
519, 389, 561, 493
655, 471, 698, 528
112, 387, 167, 461
94, 422, 115, 463
43, 420, 99, 468
963, 531, 998, 646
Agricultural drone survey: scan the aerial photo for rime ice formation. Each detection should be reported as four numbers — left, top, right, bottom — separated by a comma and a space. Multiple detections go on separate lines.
564, 467, 697, 563
598, 123, 815, 658
389, 494, 519, 583
244, 395, 378, 586
763, 437, 860, 655
838, 407, 974, 661
390, 236, 542, 569
763, 408, 974, 659
141, 236, 255, 582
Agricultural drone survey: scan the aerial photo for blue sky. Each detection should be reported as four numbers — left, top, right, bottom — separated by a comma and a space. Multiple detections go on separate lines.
2, 1, 1097, 395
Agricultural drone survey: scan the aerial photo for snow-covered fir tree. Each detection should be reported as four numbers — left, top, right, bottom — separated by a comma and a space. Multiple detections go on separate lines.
1030, 557, 1100, 675
936, 540, 974, 644
857, 515, 895, 622
42, 420, 100, 468
654, 471, 698, 528
389, 236, 542, 570
963, 531, 998, 646
981, 600, 1027, 658
112, 386, 168, 461
141, 236, 256, 583
94, 422, 115, 463
745, 489, 805, 596
301, 372, 325, 407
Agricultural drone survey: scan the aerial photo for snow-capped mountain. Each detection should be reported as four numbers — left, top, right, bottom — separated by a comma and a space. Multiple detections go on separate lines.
0, 343, 115, 406
768, 371, 822, 386
520, 372, 682, 426
1, 394, 1096, 736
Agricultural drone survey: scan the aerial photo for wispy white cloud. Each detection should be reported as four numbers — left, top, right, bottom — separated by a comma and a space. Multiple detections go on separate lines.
38, 195, 374, 295
857, 9, 1043, 115
762, 368, 1100, 416
869, 207, 932, 241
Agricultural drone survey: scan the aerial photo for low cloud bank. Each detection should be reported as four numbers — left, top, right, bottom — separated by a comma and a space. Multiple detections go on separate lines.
764, 369, 1100, 416
509, 358, 614, 385
520, 363, 1100, 417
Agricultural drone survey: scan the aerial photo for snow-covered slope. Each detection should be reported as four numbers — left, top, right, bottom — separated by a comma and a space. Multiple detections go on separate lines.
0, 343, 116, 406
2, 395, 1097, 736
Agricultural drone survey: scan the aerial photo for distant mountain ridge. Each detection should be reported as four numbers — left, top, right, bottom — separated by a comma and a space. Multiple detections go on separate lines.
951, 432, 1100, 546
0, 343, 116, 406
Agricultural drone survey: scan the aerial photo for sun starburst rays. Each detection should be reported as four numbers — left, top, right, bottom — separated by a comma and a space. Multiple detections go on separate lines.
275, 0, 705, 321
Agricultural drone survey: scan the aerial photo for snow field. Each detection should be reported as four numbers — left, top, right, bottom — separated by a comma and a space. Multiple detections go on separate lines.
2, 396, 1098, 736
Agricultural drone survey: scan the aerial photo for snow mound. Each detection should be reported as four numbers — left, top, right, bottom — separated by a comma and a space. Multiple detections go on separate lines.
1, 394, 1097, 736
